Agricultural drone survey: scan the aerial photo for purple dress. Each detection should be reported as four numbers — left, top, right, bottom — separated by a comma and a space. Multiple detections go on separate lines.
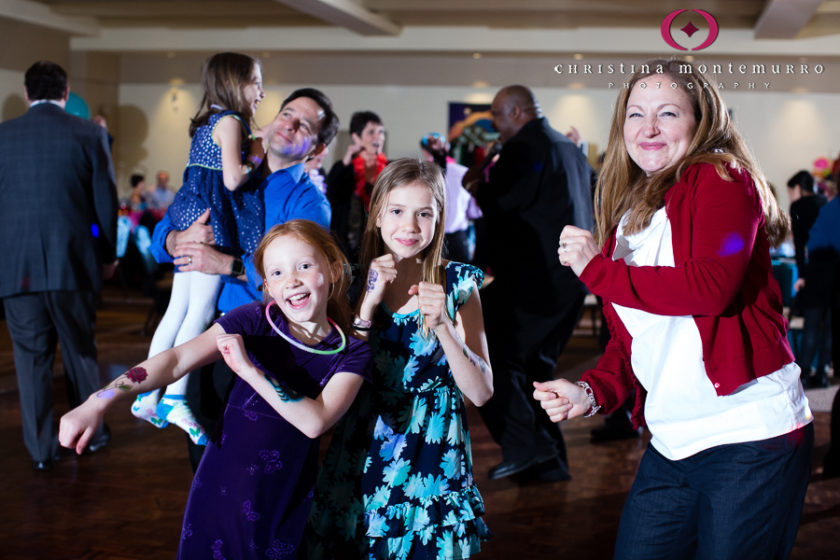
177, 302, 371, 559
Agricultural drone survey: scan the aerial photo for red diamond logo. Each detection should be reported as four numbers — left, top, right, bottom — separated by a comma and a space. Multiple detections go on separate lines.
681, 21, 699, 37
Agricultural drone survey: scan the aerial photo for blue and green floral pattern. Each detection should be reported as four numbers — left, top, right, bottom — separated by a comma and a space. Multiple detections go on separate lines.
306, 262, 491, 559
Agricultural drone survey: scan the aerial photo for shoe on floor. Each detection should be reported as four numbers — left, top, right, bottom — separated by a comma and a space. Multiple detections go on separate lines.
488, 453, 556, 480
517, 457, 571, 483
86, 424, 111, 454
32, 453, 60, 472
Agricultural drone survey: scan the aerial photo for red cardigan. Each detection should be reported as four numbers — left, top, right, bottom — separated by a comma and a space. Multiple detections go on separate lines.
579, 163, 794, 427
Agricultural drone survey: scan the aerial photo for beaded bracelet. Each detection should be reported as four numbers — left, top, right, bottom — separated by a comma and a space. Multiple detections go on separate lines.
576, 380, 601, 417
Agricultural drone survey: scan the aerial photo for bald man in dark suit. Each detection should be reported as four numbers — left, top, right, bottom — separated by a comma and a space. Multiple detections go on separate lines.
465, 85, 597, 482
0, 61, 118, 471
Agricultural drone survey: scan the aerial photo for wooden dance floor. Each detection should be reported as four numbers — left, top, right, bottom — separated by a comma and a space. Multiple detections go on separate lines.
1, 287, 838, 559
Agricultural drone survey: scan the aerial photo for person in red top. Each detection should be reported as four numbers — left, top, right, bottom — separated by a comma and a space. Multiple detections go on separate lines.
326, 110, 387, 262
534, 59, 813, 559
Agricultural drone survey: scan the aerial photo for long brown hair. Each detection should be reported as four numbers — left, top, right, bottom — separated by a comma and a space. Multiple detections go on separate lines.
189, 52, 260, 138
253, 220, 352, 334
596, 58, 789, 246
360, 158, 446, 331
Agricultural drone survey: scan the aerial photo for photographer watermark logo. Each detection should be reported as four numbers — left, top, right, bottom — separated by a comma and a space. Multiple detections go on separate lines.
661, 9, 719, 51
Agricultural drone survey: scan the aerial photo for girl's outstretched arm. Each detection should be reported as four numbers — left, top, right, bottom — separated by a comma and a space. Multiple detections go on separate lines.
215, 115, 264, 191
216, 334, 365, 439
59, 324, 225, 455
413, 281, 493, 406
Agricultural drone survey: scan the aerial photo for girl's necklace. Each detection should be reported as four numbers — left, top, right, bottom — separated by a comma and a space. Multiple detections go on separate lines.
265, 301, 346, 356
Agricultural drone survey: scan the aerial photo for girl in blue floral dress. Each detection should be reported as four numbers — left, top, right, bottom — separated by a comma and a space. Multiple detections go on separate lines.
306, 158, 494, 559
131, 52, 267, 443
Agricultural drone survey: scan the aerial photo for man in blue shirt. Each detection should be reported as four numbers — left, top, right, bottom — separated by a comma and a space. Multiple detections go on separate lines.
149, 87, 339, 468
151, 88, 338, 311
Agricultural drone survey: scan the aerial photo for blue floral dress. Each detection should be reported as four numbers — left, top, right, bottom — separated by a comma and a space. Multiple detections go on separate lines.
306, 262, 491, 560
168, 110, 263, 254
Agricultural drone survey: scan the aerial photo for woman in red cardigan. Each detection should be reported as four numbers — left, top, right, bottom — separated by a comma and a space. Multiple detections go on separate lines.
534, 59, 813, 560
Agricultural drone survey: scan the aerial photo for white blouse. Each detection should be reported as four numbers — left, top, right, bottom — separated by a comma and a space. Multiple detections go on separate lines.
611, 208, 812, 460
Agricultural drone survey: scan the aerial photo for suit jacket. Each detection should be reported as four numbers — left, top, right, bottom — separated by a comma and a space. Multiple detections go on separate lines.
805, 196, 840, 306
0, 102, 118, 298
476, 116, 596, 310
789, 194, 826, 274
790, 194, 833, 308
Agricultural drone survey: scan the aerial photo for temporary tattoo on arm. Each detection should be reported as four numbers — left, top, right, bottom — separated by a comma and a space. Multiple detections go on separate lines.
100, 366, 149, 396
366, 269, 378, 292
462, 346, 488, 374
125, 367, 148, 384
264, 373, 303, 402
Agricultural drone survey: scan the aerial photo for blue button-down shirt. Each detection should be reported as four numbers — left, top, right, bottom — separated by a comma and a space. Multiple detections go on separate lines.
150, 162, 331, 313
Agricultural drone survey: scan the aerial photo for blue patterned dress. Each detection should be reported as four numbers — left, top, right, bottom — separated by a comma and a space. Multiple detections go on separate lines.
168, 110, 263, 254
306, 262, 492, 559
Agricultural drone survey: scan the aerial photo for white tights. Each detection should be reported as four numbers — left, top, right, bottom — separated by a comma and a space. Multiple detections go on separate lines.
148, 270, 221, 396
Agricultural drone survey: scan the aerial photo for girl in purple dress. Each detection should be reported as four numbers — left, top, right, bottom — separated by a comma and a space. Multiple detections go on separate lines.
60, 220, 372, 559
131, 52, 268, 444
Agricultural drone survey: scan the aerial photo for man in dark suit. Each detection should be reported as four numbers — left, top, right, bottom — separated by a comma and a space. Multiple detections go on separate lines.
0, 61, 118, 471
465, 85, 596, 482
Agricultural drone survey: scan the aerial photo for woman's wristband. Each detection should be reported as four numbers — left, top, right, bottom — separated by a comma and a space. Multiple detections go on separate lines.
576, 380, 601, 417
247, 154, 263, 168
353, 316, 372, 331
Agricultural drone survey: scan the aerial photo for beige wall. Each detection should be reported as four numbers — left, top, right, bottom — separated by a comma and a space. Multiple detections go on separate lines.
115, 77, 840, 206
0, 24, 118, 128
3, 55, 839, 208
69, 52, 120, 119
728, 90, 840, 197
0, 18, 69, 121
0, 68, 27, 121
0, 18, 68, 72
1, 19, 839, 207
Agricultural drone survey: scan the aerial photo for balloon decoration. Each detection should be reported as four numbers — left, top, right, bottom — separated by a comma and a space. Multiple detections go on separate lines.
65, 92, 91, 119
813, 156, 832, 179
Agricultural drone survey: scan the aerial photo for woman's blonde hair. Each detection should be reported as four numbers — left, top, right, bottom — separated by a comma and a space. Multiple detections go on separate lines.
253, 220, 352, 333
596, 58, 788, 246
360, 158, 446, 331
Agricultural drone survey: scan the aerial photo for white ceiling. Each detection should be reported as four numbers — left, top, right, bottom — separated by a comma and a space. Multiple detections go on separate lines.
9, 0, 840, 41
4, 0, 839, 92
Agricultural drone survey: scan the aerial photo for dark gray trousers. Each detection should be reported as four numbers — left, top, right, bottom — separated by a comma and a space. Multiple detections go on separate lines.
4, 290, 104, 462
